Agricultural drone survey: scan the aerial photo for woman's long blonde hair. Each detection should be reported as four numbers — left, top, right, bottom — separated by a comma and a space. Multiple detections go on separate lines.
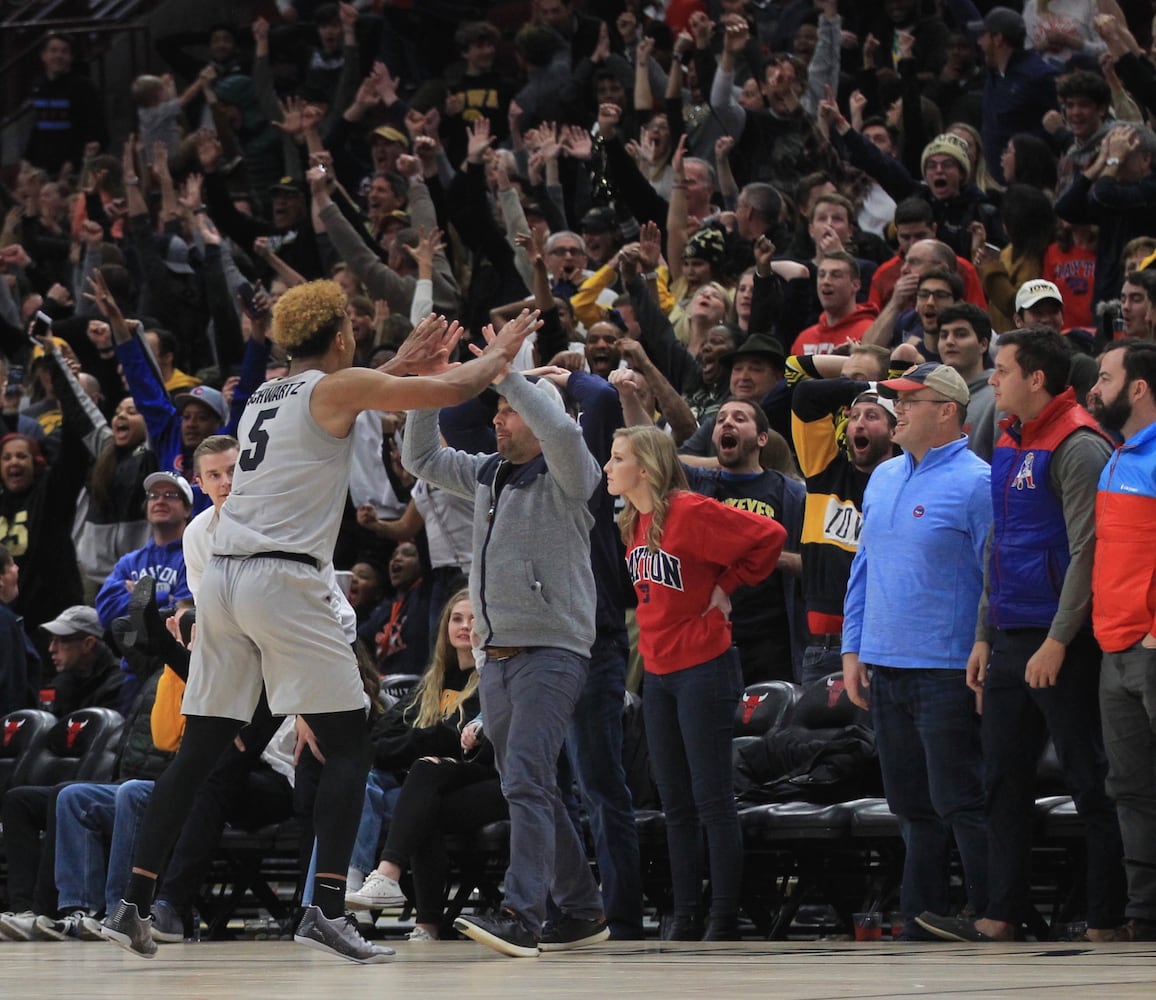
949, 122, 1003, 195
406, 589, 479, 730
614, 426, 688, 553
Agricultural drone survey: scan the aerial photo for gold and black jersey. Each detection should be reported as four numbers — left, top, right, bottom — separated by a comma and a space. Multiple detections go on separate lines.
789, 366, 876, 619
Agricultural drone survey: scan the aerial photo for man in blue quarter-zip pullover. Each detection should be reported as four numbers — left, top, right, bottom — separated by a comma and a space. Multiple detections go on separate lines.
842, 362, 990, 940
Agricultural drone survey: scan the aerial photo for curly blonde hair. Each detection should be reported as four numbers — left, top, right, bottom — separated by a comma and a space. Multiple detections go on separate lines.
271, 279, 347, 355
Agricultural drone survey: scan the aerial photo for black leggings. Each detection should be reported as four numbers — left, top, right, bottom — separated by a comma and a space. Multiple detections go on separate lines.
157, 694, 292, 912
379, 758, 507, 926
130, 710, 368, 904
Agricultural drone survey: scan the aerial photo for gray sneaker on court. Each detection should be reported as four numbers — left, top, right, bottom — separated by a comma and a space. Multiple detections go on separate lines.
149, 899, 187, 944
293, 905, 395, 964
100, 900, 157, 958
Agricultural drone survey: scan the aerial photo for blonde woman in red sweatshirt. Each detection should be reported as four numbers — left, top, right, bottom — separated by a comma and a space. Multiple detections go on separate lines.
604, 425, 785, 942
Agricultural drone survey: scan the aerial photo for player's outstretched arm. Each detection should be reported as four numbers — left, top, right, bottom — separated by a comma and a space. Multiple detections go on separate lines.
314, 310, 541, 432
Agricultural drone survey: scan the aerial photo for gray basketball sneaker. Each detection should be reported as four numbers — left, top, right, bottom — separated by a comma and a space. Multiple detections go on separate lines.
100, 900, 157, 958
293, 905, 395, 964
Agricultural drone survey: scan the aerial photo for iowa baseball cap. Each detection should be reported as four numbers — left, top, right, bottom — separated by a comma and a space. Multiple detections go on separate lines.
878, 362, 970, 408
1015, 279, 1063, 312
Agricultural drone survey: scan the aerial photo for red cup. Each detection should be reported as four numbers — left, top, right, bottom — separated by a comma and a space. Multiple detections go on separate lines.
853, 912, 882, 941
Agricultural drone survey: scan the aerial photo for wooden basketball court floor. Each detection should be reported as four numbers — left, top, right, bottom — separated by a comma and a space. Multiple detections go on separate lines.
3, 939, 1155, 998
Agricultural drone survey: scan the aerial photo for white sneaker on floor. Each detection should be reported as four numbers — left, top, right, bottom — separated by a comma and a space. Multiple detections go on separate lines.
78, 915, 105, 941
33, 911, 103, 941
0, 911, 38, 941
345, 871, 405, 910
407, 925, 437, 942
346, 867, 365, 893
34, 912, 90, 941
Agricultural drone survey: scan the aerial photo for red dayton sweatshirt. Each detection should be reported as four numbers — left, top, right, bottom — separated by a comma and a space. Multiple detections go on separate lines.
628, 491, 786, 674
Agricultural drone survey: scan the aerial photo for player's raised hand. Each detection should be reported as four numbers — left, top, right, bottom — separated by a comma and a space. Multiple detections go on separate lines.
472, 309, 542, 381
386, 313, 464, 376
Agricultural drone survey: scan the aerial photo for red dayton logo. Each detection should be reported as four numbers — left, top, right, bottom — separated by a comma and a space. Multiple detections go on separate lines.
65, 718, 89, 750
740, 692, 767, 725
3, 718, 24, 748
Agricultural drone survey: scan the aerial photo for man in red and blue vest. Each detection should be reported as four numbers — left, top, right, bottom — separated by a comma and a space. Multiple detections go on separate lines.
917, 327, 1124, 943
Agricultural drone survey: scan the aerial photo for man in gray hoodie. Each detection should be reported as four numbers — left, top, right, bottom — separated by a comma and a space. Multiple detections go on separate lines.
402, 366, 607, 959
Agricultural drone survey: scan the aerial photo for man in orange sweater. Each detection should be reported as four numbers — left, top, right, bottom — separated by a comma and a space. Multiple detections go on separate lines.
1087, 340, 1156, 941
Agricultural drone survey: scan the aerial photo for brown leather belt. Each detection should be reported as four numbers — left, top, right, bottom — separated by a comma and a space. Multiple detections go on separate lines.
485, 646, 529, 661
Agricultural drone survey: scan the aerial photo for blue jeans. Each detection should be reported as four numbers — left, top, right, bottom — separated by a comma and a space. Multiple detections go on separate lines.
1100, 640, 1156, 922
480, 647, 603, 935
55, 780, 155, 915
352, 769, 401, 875
984, 629, 1124, 928
566, 628, 643, 939
643, 647, 743, 920
869, 666, 988, 921
800, 641, 844, 688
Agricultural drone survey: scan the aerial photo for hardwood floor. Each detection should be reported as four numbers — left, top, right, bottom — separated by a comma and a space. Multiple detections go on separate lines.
3, 939, 1156, 998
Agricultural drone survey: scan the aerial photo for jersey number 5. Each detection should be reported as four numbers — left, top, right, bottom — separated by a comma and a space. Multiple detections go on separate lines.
238, 407, 279, 472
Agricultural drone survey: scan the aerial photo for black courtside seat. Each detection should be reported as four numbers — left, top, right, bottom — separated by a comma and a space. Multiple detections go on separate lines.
11, 706, 124, 786
0, 709, 56, 793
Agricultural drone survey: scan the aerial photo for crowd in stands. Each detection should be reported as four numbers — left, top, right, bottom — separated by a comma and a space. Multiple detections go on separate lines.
3, 0, 1156, 945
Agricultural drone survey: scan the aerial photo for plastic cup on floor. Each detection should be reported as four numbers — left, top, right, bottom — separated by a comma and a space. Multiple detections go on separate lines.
853, 912, 883, 941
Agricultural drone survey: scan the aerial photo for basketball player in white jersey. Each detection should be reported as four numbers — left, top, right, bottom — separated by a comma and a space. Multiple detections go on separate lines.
101, 278, 539, 963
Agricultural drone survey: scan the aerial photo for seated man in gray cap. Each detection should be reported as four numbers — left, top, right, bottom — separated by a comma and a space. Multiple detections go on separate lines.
40, 606, 122, 718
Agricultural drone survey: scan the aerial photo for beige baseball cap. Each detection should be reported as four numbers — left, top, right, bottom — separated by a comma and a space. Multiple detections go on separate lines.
878, 362, 970, 408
